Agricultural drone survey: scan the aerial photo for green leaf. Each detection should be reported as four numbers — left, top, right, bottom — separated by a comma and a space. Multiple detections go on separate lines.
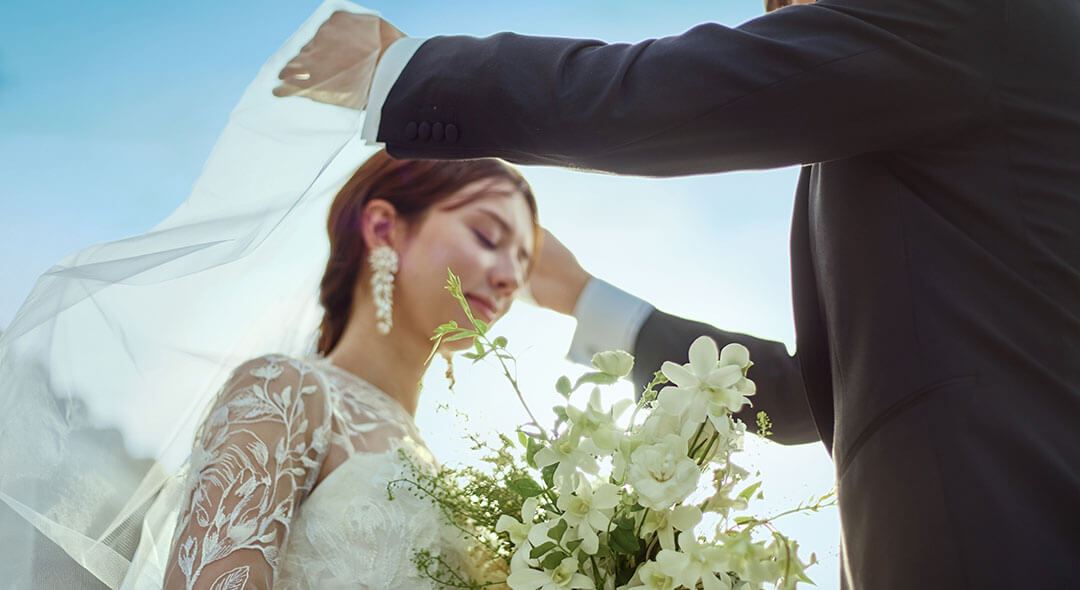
529, 541, 555, 559
540, 551, 569, 570
474, 318, 489, 334
555, 376, 572, 397
565, 538, 583, 553
552, 406, 568, 423
493, 336, 508, 348
541, 463, 558, 489
547, 519, 568, 542
734, 516, 757, 526
610, 528, 640, 554
526, 438, 543, 469
738, 482, 763, 502
517, 430, 528, 448
574, 372, 619, 389
441, 332, 475, 343
509, 477, 545, 498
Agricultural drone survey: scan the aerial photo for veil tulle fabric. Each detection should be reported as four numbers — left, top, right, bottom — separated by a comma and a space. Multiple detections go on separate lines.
0, 2, 382, 586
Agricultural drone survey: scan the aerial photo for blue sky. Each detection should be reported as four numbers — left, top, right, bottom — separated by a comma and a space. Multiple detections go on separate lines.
1, 0, 780, 326
0, 0, 840, 585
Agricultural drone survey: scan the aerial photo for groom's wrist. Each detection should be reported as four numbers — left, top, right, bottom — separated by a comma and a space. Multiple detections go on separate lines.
361, 37, 427, 144
567, 278, 654, 366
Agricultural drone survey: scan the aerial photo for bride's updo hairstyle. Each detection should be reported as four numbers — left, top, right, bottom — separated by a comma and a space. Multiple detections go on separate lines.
317, 150, 538, 355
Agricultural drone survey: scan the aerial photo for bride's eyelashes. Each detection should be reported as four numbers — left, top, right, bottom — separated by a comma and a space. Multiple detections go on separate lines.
472, 228, 497, 249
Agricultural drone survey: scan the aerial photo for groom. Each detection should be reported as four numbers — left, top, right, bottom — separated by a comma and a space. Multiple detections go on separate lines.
277, 0, 1080, 587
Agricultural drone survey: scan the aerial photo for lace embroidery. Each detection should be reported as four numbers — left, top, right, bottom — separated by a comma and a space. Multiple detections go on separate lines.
163, 354, 440, 590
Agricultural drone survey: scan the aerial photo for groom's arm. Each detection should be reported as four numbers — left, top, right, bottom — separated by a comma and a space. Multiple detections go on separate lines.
368, 0, 989, 175
570, 279, 819, 446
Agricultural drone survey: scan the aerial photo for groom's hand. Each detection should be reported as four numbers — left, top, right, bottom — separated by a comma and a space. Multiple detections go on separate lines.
527, 230, 592, 316
273, 12, 405, 110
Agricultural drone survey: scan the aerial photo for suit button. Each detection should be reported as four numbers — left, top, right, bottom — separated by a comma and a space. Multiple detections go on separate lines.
405, 121, 418, 140
445, 123, 459, 143
432, 122, 444, 141
418, 121, 431, 140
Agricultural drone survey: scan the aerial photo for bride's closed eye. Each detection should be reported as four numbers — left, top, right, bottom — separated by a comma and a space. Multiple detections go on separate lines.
472, 228, 497, 249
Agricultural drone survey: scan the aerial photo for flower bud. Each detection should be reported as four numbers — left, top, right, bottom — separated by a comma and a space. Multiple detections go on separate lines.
591, 350, 634, 378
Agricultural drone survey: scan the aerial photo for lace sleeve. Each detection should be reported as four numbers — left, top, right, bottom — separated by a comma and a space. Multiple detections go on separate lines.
162, 355, 332, 590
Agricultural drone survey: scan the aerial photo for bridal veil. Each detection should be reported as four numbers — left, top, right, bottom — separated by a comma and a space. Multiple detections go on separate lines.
0, 2, 383, 586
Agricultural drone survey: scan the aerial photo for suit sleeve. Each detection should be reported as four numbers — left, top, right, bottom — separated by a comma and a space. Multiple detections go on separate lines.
631, 309, 819, 445
376, 0, 989, 176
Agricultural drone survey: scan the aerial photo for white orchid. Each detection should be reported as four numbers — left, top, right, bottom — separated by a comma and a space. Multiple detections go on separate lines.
534, 430, 599, 490
507, 555, 595, 590
639, 504, 702, 551
658, 337, 755, 431
567, 387, 631, 453
557, 479, 620, 554
624, 554, 682, 590
627, 433, 701, 511
496, 497, 541, 545
674, 532, 734, 590
721, 530, 783, 587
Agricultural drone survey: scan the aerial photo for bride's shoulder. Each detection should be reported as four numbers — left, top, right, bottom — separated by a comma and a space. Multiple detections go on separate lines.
222, 354, 328, 387
208, 353, 334, 420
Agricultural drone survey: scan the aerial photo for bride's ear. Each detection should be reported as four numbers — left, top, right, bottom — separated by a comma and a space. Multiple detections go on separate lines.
360, 199, 405, 250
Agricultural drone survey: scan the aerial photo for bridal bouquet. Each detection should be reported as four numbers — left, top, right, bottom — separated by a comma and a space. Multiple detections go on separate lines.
392, 272, 832, 590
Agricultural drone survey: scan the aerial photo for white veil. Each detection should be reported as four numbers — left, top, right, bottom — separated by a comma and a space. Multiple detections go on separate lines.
0, 2, 383, 586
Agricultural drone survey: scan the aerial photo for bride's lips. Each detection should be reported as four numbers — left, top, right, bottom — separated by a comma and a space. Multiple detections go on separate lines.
464, 294, 498, 323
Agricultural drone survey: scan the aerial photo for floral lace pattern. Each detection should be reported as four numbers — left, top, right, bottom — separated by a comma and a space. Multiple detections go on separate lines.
163, 355, 463, 590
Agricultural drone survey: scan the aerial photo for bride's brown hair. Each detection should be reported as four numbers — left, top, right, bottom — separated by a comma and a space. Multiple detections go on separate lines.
317, 150, 538, 356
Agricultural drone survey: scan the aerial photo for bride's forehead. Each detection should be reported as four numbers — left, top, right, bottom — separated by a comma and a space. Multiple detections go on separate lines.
437, 180, 528, 216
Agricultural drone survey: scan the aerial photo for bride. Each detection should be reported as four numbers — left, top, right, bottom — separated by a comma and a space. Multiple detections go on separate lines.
0, 3, 536, 589
158, 150, 538, 589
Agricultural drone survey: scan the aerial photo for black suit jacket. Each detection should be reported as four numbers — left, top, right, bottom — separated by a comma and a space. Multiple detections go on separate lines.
377, 1, 1080, 587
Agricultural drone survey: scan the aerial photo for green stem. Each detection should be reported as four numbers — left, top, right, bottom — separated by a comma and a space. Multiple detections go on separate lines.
693, 431, 720, 466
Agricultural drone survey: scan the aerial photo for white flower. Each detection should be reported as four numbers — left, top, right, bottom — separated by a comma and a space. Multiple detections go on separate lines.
673, 532, 733, 590
627, 434, 701, 510
658, 337, 755, 428
557, 479, 620, 554
721, 530, 782, 587
535, 431, 599, 489
624, 556, 681, 590
497, 497, 540, 545
249, 360, 284, 380
507, 556, 595, 590
568, 388, 631, 453
639, 504, 701, 551
591, 350, 634, 378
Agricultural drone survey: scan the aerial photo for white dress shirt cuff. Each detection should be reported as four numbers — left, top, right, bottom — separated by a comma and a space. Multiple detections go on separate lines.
567, 278, 655, 367
361, 37, 427, 145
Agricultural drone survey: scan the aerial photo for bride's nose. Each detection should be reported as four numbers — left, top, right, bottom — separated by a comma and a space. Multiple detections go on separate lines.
490, 252, 523, 295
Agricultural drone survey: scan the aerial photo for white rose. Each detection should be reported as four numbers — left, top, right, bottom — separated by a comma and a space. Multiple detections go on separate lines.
628, 434, 701, 510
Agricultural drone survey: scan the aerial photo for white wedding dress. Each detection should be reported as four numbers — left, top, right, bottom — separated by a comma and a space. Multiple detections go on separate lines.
143, 354, 472, 590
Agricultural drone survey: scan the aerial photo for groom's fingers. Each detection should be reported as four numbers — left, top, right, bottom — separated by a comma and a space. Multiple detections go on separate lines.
278, 62, 313, 84
272, 81, 303, 97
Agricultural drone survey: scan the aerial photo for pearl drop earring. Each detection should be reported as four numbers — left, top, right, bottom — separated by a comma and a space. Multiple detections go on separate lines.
368, 245, 399, 335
